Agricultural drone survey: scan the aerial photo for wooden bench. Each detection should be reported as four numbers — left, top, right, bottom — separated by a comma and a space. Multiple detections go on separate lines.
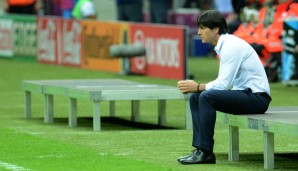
218, 106, 298, 169
22, 79, 192, 131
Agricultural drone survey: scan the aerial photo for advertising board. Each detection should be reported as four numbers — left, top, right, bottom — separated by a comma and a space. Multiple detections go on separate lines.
130, 24, 187, 79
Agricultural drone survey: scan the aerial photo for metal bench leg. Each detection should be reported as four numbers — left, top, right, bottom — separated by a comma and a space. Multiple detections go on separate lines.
185, 99, 192, 130
131, 100, 140, 122
25, 91, 31, 119
109, 101, 116, 117
264, 131, 274, 169
44, 94, 54, 123
69, 98, 77, 128
229, 125, 239, 161
93, 101, 101, 131
158, 100, 166, 126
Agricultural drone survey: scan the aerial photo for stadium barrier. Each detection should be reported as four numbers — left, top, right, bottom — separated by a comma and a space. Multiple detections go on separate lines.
0, 14, 37, 61
0, 14, 188, 80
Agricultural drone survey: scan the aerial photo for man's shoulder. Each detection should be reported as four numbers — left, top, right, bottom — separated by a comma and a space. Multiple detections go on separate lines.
223, 34, 248, 46
219, 34, 250, 53
224, 34, 242, 41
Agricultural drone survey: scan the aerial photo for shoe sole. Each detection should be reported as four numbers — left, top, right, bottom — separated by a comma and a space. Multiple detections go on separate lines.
178, 160, 216, 165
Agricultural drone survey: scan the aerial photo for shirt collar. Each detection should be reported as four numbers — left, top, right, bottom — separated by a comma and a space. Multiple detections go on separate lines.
214, 34, 228, 54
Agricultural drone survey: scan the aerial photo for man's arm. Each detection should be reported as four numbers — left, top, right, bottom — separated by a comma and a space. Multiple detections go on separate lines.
177, 80, 206, 94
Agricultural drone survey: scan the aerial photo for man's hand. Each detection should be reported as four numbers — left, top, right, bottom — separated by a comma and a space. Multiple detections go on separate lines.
177, 80, 198, 94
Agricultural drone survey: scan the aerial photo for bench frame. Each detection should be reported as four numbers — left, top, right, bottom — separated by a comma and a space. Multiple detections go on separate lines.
221, 107, 298, 169
228, 125, 275, 169
22, 79, 192, 131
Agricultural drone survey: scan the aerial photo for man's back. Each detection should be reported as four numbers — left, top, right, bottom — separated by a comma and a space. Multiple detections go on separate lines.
214, 34, 270, 94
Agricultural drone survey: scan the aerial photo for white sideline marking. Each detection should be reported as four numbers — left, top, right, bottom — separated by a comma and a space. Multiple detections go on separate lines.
0, 161, 30, 171
267, 111, 298, 113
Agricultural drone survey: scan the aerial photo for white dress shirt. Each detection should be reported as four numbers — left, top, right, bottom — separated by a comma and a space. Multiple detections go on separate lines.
205, 34, 270, 95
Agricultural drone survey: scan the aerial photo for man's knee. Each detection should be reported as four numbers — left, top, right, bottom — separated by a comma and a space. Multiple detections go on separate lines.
190, 93, 200, 103
198, 91, 214, 102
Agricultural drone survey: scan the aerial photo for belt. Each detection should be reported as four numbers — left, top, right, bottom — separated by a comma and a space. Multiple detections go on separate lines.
247, 88, 272, 101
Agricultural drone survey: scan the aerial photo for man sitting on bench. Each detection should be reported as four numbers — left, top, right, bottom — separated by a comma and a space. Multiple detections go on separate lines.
177, 10, 272, 165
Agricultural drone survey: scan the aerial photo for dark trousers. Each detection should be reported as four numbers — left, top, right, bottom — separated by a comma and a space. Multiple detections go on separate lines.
189, 89, 271, 152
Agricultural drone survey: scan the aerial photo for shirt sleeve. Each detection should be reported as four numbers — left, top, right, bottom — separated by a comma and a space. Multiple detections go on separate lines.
205, 43, 243, 90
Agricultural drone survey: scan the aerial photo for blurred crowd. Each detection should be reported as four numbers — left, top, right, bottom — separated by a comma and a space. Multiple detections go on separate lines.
1, 0, 96, 19
2, 0, 297, 33
2, 0, 298, 82
232, 0, 298, 82
3, 0, 298, 27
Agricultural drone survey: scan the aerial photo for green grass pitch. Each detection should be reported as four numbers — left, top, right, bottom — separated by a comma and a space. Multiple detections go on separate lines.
0, 57, 297, 171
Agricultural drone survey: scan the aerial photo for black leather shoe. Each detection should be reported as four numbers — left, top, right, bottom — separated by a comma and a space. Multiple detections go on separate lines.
177, 149, 197, 162
178, 149, 216, 164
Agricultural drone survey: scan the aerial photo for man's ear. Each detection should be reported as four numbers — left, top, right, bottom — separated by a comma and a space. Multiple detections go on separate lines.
213, 27, 219, 34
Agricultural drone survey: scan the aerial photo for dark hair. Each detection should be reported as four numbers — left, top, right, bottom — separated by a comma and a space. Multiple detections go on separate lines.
197, 10, 228, 34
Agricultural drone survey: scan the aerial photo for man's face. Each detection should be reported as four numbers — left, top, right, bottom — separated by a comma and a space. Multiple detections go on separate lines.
197, 26, 219, 46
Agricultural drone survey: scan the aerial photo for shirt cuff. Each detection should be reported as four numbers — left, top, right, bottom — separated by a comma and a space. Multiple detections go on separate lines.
205, 81, 214, 91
